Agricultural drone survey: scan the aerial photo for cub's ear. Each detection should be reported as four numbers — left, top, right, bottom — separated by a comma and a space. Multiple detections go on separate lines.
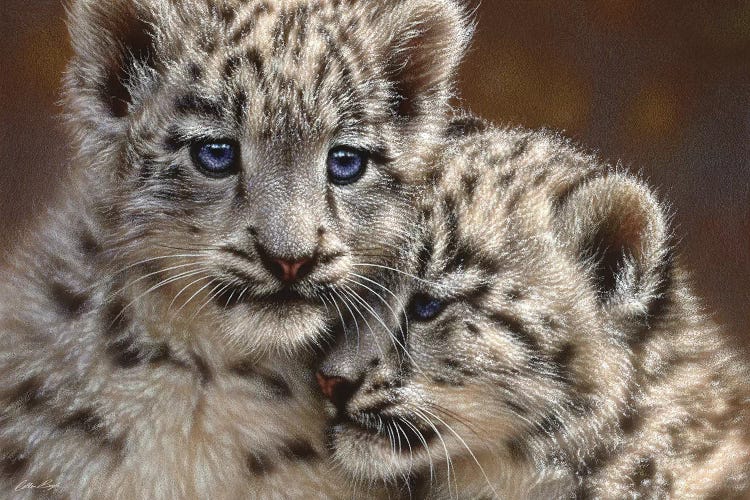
556, 174, 673, 316
64, 0, 167, 134
376, 0, 472, 127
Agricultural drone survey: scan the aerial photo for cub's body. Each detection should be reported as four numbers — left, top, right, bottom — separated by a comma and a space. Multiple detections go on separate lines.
321, 124, 750, 499
0, 0, 469, 497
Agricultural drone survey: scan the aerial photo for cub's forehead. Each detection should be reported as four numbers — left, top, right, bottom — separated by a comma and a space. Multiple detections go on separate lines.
416, 131, 568, 285
156, 0, 393, 138
163, 0, 381, 78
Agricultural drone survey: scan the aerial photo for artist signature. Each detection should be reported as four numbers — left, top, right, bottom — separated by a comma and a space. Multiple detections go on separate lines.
15, 479, 60, 492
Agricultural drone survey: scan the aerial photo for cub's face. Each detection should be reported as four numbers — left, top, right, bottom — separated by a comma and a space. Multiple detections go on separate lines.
319, 130, 671, 484
65, 0, 469, 353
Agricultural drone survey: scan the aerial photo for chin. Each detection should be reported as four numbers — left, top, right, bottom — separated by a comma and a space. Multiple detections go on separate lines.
222, 299, 329, 356
328, 422, 426, 483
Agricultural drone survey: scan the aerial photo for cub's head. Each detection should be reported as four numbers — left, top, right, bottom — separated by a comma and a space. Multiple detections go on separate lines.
318, 129, 673, 486
64, 0, 470, 354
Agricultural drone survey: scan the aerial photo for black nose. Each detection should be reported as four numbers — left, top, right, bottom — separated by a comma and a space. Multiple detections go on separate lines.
316, 372, 359, 411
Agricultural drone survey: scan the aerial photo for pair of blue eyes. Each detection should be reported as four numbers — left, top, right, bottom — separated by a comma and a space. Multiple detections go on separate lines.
409, 295, 445, 322
190, 142, 368, 184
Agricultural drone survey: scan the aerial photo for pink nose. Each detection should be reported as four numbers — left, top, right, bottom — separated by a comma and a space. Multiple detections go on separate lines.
273, 258, 312, 282
316, 372, 345, 402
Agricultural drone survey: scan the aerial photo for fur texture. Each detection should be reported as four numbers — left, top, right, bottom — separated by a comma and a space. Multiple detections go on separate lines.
320, 123, 750, 499
0, 0, 470, 497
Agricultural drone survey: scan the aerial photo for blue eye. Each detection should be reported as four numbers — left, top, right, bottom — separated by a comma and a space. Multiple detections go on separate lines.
327, 147, 368, 185
410, 294, 445, 322
191, 141, 238, 177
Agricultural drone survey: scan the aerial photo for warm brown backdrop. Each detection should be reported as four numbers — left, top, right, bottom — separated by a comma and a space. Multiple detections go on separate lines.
1, 2, 748, 343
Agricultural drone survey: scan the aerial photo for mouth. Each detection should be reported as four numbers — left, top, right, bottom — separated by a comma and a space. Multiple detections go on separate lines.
214, 281, 318, 309
330, 412, 437, 453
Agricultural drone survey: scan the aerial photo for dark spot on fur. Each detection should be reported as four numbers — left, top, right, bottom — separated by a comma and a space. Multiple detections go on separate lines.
620, 411, 640, 435
465, 283, 492, 308
491, 312, 540, 354
245, 47, 265, 76
229, 360, 257, 379
58, 408, 102, 436
369, 358, 380, 368
187, 62, 203, 81
107, 336, 142, 369
692, 443, 717, 462
504, 399, 528, 417
234, 90, 248, 125
445, 243, 470, 272
551, 342, 576, 385
497, 171, 516, 188
173, 94, 223, 118
416, 235, 434, 278
442, 358, 462, 370
13, 377, 48, 410
281, 440, 318, 462
190, 353, 213, 386
0, 448, 28, 478
449, 243, 501, 276
49, 282, 88, 317
631, 456, 656, 487
247, 452, 272, 475
217, 6, 236, 25
461, 174, 479, 200
533, 170, 549, 186
536, 413, 565, 435
431, 375, 462, 387
147, 343, 172, 365
78, 228, 101, 256
465, 322, 481, 336
103, 298, 129, 336
223, 54, 243, 78
505, 438, 526, 463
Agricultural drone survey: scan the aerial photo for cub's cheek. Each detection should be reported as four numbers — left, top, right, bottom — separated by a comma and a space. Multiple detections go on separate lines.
309, 253, 353, 285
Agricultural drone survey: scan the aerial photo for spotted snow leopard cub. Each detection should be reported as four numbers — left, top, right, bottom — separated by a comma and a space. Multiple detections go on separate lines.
0, 0, 470, 497
319, 124, 750, 499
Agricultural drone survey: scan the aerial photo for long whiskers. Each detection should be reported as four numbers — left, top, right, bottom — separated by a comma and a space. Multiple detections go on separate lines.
418, 407, 499, 499
352, 263, 442, 288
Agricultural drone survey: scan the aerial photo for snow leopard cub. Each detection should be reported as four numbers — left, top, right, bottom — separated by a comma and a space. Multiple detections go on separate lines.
319, 124, 750, 499
0, 0, 470, 497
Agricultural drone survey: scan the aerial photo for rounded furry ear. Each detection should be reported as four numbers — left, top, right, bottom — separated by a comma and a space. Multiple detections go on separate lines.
556, 174, 672, 315
64, 0, 166, 133
378, 0, 472, 124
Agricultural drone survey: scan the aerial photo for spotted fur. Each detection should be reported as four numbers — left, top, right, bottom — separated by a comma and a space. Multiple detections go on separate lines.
0, 0, 470, 497
320, 125, 750, 499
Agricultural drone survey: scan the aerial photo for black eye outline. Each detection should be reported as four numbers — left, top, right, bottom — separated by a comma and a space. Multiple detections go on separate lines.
408, 294, 446, 322
190, 140, 240, 178
326, 146, 369, 186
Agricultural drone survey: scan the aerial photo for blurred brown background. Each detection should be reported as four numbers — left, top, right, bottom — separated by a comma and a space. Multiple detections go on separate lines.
1, 2, 748, 342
